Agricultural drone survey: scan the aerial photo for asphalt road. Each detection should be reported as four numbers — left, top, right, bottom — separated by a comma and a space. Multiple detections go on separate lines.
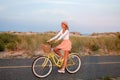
0, 55, 120, 80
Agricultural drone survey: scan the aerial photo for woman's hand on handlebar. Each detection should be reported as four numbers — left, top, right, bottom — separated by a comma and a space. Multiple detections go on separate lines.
54, 39, 58, 43
47, 39, 59, 43
47, 40, 51, 43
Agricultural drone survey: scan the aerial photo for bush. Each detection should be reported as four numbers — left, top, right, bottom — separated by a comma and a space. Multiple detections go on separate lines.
0, 33, 20, 51
6, 42, 17, 51
101, 76, 112, 80
91, 44, 100, 51
70, 36, 82, 53
0, 41, 5, 51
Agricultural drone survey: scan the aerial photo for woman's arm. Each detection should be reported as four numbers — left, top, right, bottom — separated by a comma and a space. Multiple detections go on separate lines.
49, 30, 62, 41
57, 30, 69, 40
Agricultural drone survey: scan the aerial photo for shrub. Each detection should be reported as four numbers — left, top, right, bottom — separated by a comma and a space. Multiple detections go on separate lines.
91, 44, 100, 51
0, 33, 20, 51
70, 36, 82, 53
0, 41, 5, 51
6, 42, 17, 51
101, 76, 112, 80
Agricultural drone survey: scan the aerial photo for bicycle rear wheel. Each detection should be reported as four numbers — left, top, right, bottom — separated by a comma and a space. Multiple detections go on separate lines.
66, 54, 81, 73
32, 56, 52, 78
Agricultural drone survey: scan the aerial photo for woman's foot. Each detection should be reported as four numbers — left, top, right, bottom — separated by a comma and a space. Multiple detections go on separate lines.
58, 68, 65, 73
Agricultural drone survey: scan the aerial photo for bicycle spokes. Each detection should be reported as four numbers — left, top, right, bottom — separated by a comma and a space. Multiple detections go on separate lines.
67, 58, 75, 66
32, 57, 52, 78
66, 54, 81, 73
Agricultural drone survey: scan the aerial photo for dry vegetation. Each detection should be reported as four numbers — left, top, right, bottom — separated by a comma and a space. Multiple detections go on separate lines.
0, 32, 120, 58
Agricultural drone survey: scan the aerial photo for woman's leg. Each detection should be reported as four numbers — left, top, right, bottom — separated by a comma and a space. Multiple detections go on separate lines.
54, 48, 63, 58
61, 50, 69, 70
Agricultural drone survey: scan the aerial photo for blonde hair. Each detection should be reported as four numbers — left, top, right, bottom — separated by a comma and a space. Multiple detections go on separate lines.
61, 21, 69, 30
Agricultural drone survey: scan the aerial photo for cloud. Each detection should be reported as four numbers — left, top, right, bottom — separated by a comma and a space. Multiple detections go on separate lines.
0, 6, 6, 12
67, 11, 120, 29
43, 0, 79, 5
0, 0, 120, 33
6, 0, 79, 6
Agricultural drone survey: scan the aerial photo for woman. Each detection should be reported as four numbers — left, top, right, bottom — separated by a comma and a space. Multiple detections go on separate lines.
47, 21, 72, 73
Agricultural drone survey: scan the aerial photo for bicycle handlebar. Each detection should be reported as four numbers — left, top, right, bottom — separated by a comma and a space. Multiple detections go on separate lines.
46, 42, 53, 48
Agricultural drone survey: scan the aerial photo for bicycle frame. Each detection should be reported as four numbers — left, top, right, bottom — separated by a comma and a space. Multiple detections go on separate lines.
43, 51, 63, 68
41, 43, 76, 68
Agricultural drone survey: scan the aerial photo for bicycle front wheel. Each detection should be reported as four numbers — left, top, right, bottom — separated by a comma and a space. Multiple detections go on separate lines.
66, 54, 81, 73
32, 56, 52, 78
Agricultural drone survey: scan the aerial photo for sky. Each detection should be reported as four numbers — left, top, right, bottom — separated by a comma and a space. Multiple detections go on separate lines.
0, 0, 120, 34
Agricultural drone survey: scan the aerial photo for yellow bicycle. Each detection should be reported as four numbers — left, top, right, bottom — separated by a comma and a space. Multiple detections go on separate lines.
32, 43, 81, 78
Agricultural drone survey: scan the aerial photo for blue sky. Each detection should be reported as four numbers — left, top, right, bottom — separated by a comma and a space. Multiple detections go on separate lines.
0, 0, 120, 33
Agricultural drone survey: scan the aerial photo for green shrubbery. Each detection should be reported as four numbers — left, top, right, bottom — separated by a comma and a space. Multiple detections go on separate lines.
70, 35, 120, 54
0, 32, 120, 55
0, 41, 4, 51
91, 44, 100, 51
0, 33, 20, 51
101, 76, 112, 80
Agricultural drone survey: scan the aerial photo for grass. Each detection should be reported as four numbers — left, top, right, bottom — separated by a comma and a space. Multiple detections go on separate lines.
0, 32, 120, 57
71, 35, 120, 54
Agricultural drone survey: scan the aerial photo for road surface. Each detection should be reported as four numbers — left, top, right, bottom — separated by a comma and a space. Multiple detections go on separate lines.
0, 55, 120, 80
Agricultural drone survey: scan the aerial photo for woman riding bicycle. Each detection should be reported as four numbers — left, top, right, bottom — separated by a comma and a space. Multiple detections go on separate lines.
47, 21, 72, 73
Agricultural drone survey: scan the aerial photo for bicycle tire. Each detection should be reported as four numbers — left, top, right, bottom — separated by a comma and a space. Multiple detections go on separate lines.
32, 56, 52, 78
66, 54, 81, 73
